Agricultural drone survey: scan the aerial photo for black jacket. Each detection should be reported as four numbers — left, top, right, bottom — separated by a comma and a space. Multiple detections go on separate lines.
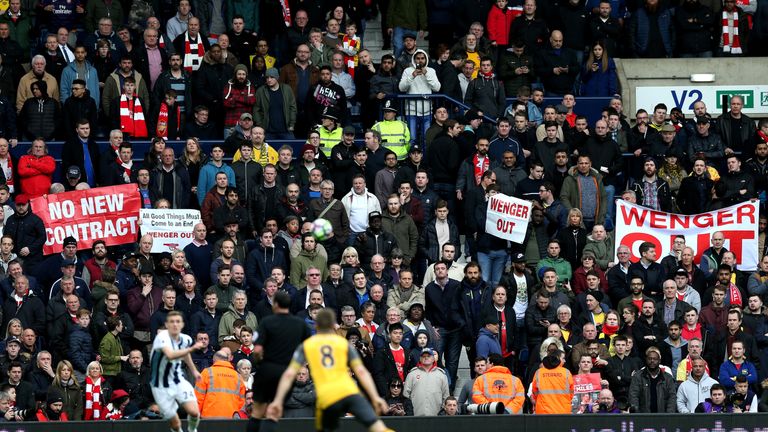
424, 278, 463, 331
427, 132, 462, 184
674, 3, 715, 54
716, 112, 756, 154
115, 364, 153, 408
132, 44, 169, 91
535, 48, 579, 95
61, 136, 101, 186
720, 170, 755, 205
4, 211, 45, 271
373, 345, 415, 396
62, 92, 98, 138
0, 95, 16, 139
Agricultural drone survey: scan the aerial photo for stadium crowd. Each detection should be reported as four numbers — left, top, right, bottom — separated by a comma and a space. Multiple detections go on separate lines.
0, 0, 764, 422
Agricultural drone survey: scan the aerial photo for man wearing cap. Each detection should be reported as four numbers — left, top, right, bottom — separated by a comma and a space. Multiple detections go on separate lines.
114, 252, 140, 296
222, 64, 256, 137
629, 158, 672, 212
0, 336, 29, 380
308, 65, 348, 127
355, 211, 398, 265
372, 101, 411, 161
403, 347, 450, 416
318, 110, 345, 160
329, 126, 357, 196
255, 68, 297, 141
61, 165, 82, 192
4, 195, 45, 274
688, 116, 724, 164
223, 112, 255, 155
297, 145, 329, 192
646, 123, 685, 162
394, 33, 420, 73
476, 315, 502, 358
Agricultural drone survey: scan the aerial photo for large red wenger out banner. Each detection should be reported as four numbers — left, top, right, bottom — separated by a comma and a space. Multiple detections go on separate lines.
615, 200, 760, 271
31, 184, 141, 255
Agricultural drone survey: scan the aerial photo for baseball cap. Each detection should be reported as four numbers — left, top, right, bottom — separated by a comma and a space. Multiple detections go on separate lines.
661, 124, 677, 133
695, 116, 710, 124
482, 315, 500, 327
674, 267, 689, 277
61, 258, 76, 267
239, 112, 253, 121
403, 32, 417, 41
66, 166, 81, 179
14, 194, 28, 205
63, 236, 78, 248
5, 336, 20, 346
409, 144, 423, 153
420, 348, 435, 356
512, 252, 526, 263
555, 104, 568, 114
122, 251, 139, 261
343, 126, 356, 135
369, 211, 382, 220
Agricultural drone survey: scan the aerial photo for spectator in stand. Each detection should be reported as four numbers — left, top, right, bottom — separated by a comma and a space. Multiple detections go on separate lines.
628, 346, 677, 412
16, 55, 60, 114
399, 50, 441, 146
464, 57, 506, 121
386, 0, 427, 59
222, 64, 257, 138
629, 0, 675, 58
581, 41, 618, 97
535, 30, 578, 97
17, 140, 56, 198
509, 0, 548, 54
675, 0, 715, 58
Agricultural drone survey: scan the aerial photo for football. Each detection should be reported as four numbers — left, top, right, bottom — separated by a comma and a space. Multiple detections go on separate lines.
311, 218, 333, 241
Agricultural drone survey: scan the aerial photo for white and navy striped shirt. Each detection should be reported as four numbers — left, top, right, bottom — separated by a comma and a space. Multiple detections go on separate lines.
150, 330, 193, 388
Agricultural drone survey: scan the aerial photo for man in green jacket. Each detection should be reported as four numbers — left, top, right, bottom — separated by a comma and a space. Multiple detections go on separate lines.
290, 234, 328, 288
254, 68, 296, 141
536, 239, 572, 284
99, 315, 128, 378
381, 195, 419, 267
560, 154, 607, 230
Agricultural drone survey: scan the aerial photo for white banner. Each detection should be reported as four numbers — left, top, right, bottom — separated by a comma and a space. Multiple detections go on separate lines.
635, 85, 768, 115
140, 209, 202, 253
614, 200, 759, 271
485, 193, 531, 244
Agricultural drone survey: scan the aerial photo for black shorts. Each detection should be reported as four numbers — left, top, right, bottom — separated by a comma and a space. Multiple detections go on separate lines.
251, 363, 286, 403
315, 394, 378, 432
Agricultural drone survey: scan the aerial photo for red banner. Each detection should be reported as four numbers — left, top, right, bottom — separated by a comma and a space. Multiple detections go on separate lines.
31, 184, 142, 255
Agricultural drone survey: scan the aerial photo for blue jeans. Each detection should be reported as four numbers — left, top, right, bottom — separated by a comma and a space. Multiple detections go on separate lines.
392, 27, 412, 59
266, 131, 295, 141
406, 114, 431, 146
604, 184, 615, 231
477, 249, 507, 287
435, 327, 463, 392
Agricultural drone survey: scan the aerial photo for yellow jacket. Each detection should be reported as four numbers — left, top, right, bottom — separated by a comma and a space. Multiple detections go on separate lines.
195, 360, 247, 418
531, 364, 574, 414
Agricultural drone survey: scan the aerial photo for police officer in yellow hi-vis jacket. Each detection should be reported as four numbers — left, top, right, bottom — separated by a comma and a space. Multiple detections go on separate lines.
372, 100, 411, 161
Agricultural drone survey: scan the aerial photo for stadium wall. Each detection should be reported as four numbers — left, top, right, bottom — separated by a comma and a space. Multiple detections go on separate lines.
11, 415, 768, 431
618, 58, 768, 119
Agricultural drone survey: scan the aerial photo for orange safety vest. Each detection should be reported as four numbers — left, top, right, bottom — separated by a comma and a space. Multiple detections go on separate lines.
531, 365, 574, 414
471, 365, 526, 414
195, 360, 247, 418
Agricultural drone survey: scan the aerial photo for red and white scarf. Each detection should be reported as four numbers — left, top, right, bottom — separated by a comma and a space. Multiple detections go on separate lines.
85, 376, 104, 420
727, 283, 743, 306
183, 32, 205, 72
473, 153, 490, 185
722, 10, 742, 54
0, 157, 13, 193
156, 102, 181, 138
116, 155, 133, 183
280, 0, 291, 27
120, 93, 148, 138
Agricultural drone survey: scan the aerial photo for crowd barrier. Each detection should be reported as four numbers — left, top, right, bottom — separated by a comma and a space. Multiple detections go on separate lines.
7, 414, 768, 432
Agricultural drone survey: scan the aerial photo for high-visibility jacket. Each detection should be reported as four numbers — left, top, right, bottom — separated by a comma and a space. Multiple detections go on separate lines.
471, 365, 525, 414
372, 119, 410, 160
531, 365, 574, 414
318, 126, 343, 157
195, 360, 247, 418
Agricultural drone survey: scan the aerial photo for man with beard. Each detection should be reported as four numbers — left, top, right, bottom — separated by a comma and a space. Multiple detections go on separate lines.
277, 183, 310, 224
399, 49, 441, 145
630, 158, 672, 211
493, 150, 526, 196
677, 158, 715, 214
632, 300, 667, 355
222, 64, 256, 136
617, 277, 653, 324
560, 155, 607, 230
745, 141, 768, 196
255, 69, 296, 141
153, 54, 192, 121
81, 240, 116, 289
457, 262, 488, 365
308, 66, 348, 126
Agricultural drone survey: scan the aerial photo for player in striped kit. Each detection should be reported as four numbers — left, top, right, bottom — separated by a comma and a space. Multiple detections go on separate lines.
150, 311, 206, 432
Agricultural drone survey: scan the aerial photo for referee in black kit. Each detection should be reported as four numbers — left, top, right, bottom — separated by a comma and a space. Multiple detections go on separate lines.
249, 291, 312, 432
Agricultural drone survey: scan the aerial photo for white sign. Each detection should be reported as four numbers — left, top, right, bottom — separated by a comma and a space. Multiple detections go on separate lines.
485, 193, 531, 244
635, 85, 768, 115
140, 209, 202, 253
614, 200, 759, 271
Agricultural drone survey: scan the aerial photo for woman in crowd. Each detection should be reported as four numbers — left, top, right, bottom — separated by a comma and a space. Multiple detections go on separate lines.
581, 41, 618, 97
51, 360, 83, 420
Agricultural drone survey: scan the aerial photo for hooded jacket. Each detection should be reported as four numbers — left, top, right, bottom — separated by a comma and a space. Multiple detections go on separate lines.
403, 362, 450, 416
398, 50, 441, 116
676, 372, 718, 413
218, 303, 258, 344
60, 60, 100, 104
222, 64, 256, 127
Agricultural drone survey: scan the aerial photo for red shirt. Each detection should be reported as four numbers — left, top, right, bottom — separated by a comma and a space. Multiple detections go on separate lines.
391, 345, 405, 381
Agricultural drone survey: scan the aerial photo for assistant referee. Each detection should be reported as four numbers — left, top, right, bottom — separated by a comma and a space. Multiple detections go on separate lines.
248, 291, 312, 432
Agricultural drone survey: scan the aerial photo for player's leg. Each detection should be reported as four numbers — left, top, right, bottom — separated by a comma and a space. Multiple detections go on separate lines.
152, 387, 183, 432
247, 402, 267, 432
177, 381, 201, 432
343, 394, 393, 432
169, 414, 183, 432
